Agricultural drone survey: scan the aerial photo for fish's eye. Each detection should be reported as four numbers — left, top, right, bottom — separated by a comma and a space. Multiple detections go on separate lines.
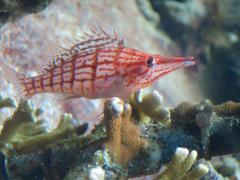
146, 57, 155, 68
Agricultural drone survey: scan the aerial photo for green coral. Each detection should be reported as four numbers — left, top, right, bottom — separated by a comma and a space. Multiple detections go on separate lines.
156, 147, 209, 180
0, 97, 88, 155
1, 94, 240, 179
130, 90, 171, 125
0, 100, 35, 153
0, 95, 16, 109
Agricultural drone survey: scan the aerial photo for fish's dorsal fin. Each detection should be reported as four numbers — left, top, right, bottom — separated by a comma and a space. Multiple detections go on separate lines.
39, 41, 71, 74
70, 27, 124, 52
39, 27, 124, 74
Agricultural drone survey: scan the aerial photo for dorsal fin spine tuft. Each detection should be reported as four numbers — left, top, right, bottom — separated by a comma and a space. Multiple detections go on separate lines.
38, 28, 124, 74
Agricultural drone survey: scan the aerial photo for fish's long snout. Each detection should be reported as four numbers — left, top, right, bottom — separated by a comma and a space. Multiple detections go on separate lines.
159, 56, 195, 67
180, 57, 195, 67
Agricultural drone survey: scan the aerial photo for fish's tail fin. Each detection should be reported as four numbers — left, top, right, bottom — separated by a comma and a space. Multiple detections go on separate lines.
0, 61, 30, 100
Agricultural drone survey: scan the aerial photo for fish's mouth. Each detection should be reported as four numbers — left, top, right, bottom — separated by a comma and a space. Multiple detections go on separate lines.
156, 56, 196, 69
171, 56, 195, 67
154, 55, 195, 67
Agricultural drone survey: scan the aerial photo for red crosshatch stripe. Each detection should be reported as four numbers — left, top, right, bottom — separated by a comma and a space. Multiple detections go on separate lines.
31, 77, 36, 93
97, 67, 115, 72
60, 61, 64, 93
38, 48, 143, 88
99, 48, 144, 58
65, 48, 144, 64
50, 70, 56, 91
40, 74, 44, 91
33, 77, 43, 92
27, 46, 146, 96
100, 52, 144, 61
80, 76, 84, 94
91, 50, 98, 94
70, 57, 76, 93
49, 68, 54, 92
34, 77, 42, 90
24, 80, 31, 96
74, 58, 115, 68
113, 45, 121, 75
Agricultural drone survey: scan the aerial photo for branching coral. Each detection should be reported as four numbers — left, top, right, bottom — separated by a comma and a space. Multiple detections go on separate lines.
104, 97, 148, 167
171, 100, 217, 150
0, 98, 88, 155
12, 119, 88, 154
170, 99, 240, 157
130, 90, 171, 125
2, 95, 240, 179
0, 100, 36, 153
0, 95, 16, 109
156, 147, 209, 180
211, 156, 240, 179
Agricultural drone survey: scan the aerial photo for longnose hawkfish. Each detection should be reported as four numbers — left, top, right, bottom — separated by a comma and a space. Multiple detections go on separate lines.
0, 28, 195, 101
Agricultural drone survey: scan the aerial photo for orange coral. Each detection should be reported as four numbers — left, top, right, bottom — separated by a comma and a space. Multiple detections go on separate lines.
213, 101, 240, 116
103, 98, 147, 167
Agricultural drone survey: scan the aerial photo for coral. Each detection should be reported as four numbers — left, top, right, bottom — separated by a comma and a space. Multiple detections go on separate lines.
65, 149, 120, 180
2, 0, 240, 179
195, 101, 216, 151
211, 156, 240, 178
156, 147, 209, 180
88, 166, 105, 180
0, 95, 16, 109
172, 99, 240, 124
0, 98, 88, 155
170, 99, 240, 157
213, 101, 240, 116
0, 100, 36, 154
104, 97, 148, 167
12, 119, 88, 154
200, 160, 226, 180
172, 99, 217, 151
130, 90, 171, 125
0, 0, 240, 179
2, 96, 240, 179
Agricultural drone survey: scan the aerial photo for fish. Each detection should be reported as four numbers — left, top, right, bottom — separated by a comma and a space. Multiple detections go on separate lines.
0, 27, 195, 101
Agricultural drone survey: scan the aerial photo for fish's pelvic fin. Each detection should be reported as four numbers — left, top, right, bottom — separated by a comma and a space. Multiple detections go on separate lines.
49, 93, 81, 106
